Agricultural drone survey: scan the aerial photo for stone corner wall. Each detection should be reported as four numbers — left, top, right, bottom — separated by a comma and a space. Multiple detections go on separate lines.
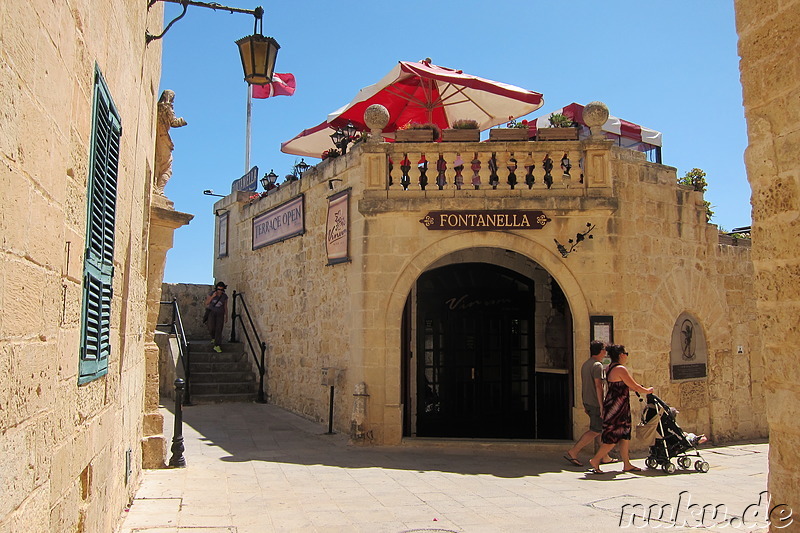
0, 1, 165, 531
736, 0, 800, 522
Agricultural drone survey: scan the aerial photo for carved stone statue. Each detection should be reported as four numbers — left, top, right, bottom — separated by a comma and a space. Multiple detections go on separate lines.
154, 90, 187, 195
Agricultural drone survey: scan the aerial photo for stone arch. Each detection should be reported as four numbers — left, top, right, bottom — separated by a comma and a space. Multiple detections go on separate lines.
647, 267, 733, 438
378, 232, 590, 442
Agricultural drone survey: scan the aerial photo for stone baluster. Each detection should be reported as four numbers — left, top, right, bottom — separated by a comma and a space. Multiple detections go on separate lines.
452, 153, 465, 190
399, 153, 412, 190
417, 153, 429, 190
523, 152, 536, 190
506, 152, 518, 190
470, 152, 482, 190
488, 152, 499, 189
560, 152, 572, 188
542, 152, 554, 189
435, 154, 447, 190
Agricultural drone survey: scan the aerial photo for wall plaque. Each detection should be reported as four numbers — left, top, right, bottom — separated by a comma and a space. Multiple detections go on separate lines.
326, 189, 350, 265
419, 210, 551, 231
252, 195, 304, 250
670, 312, 708, 381
217, 211, 228, 258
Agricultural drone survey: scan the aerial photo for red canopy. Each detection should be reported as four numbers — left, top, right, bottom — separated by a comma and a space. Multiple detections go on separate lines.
282, 60, 544, 158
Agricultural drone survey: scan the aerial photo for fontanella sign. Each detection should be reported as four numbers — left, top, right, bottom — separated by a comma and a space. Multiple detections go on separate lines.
419, 210, 551, 231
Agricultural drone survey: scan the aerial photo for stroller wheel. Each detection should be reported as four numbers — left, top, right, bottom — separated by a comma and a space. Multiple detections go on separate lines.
695, 460, 710, 473
663, 462, 676, 474
645, 457, 658, 469
678, 457, 692, 469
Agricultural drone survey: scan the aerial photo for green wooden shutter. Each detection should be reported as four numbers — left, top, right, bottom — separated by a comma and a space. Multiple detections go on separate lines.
79, 66, 121, 385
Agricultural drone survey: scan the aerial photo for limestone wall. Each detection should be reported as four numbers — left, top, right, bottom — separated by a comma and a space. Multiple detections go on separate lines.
159, 282, 215, 341
214, 140, 766, 447
735, 0, 800, 525
0, 1, 164, 531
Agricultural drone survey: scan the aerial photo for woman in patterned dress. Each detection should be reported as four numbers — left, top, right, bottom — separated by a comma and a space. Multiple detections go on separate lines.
589, 344, 653, 473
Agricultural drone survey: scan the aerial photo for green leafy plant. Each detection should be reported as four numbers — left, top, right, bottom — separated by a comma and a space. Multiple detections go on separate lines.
451, 119, 479, 129
506, 116, 529, 129
322, 148, 341, 160
399, 121, 441, 140
678, 168, 708, 192
548, 113, 575, 128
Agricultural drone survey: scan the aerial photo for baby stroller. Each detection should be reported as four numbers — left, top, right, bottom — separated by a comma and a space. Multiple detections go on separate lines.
637, 393, 710, 474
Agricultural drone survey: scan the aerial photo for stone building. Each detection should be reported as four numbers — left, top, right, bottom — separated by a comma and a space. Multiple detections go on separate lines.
211, 113, 767, 447
0, 1, 190, 531
736, 0, 800, 525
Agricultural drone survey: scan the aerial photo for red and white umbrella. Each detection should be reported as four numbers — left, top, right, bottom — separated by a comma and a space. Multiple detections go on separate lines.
532, 103, 662, 147
281, 59, 544, 158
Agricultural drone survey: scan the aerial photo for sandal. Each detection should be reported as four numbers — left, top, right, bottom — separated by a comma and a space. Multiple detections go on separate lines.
623, 466, 643, 472
563, 454, 583, 467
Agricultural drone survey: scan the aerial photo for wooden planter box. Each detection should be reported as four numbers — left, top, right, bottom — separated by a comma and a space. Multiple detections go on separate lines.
536, 127, 579, 141
395, 129, 435, 142
489, 128, 530, 141
441, 129, 480, 142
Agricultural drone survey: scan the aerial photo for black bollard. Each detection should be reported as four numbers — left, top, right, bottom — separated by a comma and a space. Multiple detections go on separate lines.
168, 378, 187, 468
326, 385, 335, 435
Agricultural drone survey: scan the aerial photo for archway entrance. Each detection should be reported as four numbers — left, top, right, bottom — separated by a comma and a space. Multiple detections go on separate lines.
404, 259, 572, 439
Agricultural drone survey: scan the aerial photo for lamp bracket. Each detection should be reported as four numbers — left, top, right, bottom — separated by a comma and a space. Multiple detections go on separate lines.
146, 0, 264, 43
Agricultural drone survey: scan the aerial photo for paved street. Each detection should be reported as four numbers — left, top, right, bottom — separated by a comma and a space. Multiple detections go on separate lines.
119, 402, 772, 533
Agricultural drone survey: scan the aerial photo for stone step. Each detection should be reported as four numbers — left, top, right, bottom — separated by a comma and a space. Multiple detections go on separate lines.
189, 351, 247, 364
191, 381, 256, 395
189, 392, 258, 404
190, 371, 255, 384
187, 341, 245, 355
190, 361, 253, 374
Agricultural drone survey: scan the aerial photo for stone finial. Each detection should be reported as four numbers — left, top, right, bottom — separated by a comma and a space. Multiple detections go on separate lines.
364, 104, 390, 143
583, 101, 609, 139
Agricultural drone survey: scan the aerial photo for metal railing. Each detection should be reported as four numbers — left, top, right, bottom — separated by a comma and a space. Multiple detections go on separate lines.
230, 290, 267, 403
157, 298, 192, 405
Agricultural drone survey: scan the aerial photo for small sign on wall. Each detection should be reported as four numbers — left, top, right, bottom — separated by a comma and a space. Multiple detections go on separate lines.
217, 211, 228, 258
590, 315, 614, 345
670, 312, 707, 380
326, 189, 350, 265
252, 195, 305, 250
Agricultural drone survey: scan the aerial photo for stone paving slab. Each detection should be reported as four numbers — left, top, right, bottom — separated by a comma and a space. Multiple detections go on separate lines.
118, 403, 772, 533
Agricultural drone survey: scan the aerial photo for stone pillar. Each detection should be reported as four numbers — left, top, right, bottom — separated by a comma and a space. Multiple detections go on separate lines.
142, 201, 193, 468
735, 0, 800, 527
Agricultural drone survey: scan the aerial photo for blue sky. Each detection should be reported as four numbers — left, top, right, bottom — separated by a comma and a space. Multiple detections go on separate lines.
159, 0, 749, 284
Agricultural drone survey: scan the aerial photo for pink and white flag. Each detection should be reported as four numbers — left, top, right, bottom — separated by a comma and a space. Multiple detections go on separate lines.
252, 73, 296, 99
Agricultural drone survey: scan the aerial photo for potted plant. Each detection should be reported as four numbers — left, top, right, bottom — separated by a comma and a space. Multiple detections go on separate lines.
442, 119, 480, 142
536, 113, 580, 141
395, 122, 441, 142
489, 117, 531, 141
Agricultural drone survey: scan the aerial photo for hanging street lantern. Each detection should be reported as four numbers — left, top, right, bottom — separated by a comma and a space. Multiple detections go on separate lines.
235, 7, 280, 85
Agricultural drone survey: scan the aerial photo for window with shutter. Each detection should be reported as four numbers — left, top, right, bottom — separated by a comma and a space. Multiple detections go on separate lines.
79, 66, 121, 385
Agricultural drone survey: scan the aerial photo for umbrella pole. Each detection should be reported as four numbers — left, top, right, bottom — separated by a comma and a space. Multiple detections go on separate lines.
245, 84, 253, 173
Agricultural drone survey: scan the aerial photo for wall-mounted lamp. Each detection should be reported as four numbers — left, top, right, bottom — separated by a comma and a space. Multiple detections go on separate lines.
554, 222, 595, 258
260, 169, 278, 192
330, 122, 359, 155
328, 179, 343, 190
147, 0, 280, 86
203, 189, 226, 198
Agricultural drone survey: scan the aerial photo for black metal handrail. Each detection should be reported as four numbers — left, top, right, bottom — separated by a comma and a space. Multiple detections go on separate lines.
230, 290, 267, 403
157, 298, 192, 404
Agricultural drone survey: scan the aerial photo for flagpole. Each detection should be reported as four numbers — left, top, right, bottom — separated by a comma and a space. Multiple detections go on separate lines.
245, 83, 252, 173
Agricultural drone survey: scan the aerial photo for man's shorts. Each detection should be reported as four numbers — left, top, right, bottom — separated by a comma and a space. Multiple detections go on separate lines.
584, 403, 603, 433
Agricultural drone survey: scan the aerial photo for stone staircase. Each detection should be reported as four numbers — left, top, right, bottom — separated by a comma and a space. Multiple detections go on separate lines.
186, 340, 257, 403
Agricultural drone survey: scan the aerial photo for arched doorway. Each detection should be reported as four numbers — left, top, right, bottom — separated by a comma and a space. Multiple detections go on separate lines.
402, 258, 572, 439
